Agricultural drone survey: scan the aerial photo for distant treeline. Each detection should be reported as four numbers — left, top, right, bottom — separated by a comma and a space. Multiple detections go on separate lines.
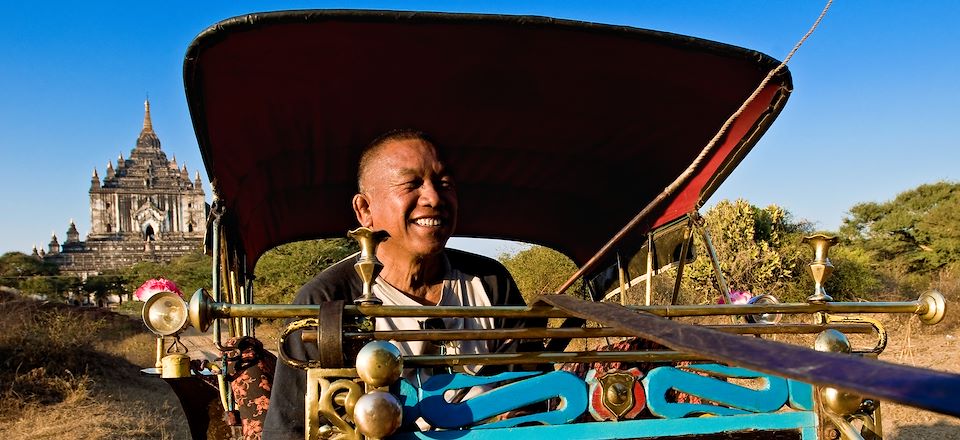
3, 181, 958, 308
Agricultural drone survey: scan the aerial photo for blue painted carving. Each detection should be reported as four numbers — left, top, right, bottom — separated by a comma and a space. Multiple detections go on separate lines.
788, 379, 814, 410
395, 377, 422, 428
390, 365, 818, 438
397, 371, 588, 429
643, 363, 788, 418
390, 411, 819, 439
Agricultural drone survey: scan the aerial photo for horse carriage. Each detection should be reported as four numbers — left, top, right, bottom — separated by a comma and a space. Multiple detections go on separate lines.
140, 10, 956, 439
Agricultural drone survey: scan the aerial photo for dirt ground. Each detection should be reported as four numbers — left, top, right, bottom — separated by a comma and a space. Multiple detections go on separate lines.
875, 318, 960, 439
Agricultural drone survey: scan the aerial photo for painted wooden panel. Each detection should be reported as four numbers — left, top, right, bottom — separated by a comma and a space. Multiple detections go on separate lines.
389, 412, 817, 439
644, 364, 789, 418
397, 371, 588, 429
391, 364, 817, 438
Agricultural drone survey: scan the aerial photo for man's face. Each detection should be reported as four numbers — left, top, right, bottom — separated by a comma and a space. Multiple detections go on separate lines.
356, 139, 458, 259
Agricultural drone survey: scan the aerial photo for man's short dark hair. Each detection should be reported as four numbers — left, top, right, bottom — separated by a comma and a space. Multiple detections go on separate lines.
357, 129, 437, 192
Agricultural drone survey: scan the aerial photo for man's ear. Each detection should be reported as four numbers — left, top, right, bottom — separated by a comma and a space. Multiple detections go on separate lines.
352, 193, 373, 227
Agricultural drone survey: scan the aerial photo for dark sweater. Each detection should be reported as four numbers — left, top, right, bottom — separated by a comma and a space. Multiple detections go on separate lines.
262, 249, 530, 439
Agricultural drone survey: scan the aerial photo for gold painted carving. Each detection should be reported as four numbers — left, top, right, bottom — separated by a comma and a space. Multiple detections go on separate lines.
306, 368, 362, 440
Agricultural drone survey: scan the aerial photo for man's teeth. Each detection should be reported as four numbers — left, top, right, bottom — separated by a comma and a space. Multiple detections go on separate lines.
414, 218, 441, 227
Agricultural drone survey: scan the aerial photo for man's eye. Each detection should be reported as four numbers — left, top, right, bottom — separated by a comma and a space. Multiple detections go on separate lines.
439, 179, 454, 189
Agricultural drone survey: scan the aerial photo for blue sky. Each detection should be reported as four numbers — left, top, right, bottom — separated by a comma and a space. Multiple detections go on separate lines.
1, 1, 958, 258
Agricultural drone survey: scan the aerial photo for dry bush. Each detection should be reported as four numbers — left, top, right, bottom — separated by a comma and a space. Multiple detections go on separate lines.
0, 291, 190, 439
927, 263, 960, 332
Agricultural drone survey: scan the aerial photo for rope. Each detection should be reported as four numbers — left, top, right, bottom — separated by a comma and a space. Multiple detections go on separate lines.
557, 0, 834, 294
705, 0, 833, 152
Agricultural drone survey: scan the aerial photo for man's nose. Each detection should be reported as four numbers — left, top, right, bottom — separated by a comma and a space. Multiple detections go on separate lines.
418, 181, 441, 206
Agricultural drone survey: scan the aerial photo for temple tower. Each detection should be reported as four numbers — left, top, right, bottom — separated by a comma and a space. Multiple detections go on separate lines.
43, 100, 208, 276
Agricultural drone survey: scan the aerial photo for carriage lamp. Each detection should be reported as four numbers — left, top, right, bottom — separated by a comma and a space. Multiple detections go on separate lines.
142, 291, 192, 378
143, 290, 190, 336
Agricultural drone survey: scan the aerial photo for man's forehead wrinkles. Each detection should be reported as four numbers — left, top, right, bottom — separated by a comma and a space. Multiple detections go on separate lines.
389, 166, 450, 179
395, 168, 419, 177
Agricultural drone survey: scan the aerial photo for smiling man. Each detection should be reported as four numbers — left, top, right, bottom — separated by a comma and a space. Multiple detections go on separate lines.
352, 129, 460, 305
263, 130, 530, 438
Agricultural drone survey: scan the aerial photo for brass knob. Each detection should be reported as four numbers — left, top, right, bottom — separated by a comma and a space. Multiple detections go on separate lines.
918, 290, 947, 325
355, 341, 403, 388
814, 329, 863, 416
353, 390, 403, 439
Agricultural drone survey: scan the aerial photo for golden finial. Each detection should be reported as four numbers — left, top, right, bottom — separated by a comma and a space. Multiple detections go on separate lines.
803, 234, 838, 303
348, 227, 389, 305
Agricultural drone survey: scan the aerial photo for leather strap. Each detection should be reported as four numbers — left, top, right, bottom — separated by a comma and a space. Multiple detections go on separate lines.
318, 300, 345, 367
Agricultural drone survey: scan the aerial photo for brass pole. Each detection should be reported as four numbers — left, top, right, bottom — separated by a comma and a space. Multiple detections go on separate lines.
210, 207, 227, 351
697, 216, 731, 304
155, 336, 163, 368
671, 217, 695, 306
229, 269, 241, 338
333, 323, 875, 342
406, 350, 705, 367
197, 298, 929, 320
616, 253, 627, 306
646, 233, 654, 306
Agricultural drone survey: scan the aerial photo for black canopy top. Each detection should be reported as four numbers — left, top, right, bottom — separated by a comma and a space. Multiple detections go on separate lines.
184, 10, 792, 273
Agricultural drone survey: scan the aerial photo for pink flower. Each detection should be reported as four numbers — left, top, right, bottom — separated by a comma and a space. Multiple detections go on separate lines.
719, 290, 753, 305
134, 278, 183, 301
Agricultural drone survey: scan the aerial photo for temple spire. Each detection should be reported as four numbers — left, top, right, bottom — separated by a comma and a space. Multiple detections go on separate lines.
143, 99, 154, 132
134, 99, 161, 151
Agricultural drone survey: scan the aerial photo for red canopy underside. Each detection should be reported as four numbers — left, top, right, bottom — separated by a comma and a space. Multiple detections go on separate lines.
184, 10, 792, 273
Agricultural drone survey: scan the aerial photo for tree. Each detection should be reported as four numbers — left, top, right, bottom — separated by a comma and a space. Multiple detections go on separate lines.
17, 274, 81, 301
114, 250, 212, 301
0, 252, 58, 289
839, 181, 960, 296
821, 246, 883, 300
163, 251, 214, 299
840, 181, 960, 272
253, 238, 359, 305
498, 245, 581, 304
83, 274, 126, 305
682, 199, 813, 303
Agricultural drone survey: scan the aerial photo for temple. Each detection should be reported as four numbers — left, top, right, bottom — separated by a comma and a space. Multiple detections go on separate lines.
39, 100, 208, 277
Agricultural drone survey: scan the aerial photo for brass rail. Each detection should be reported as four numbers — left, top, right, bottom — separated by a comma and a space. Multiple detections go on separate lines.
351, 302, 928, 318
190, 289, 942, 330
405, 350, 706, 367
327, 323, 875, 342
